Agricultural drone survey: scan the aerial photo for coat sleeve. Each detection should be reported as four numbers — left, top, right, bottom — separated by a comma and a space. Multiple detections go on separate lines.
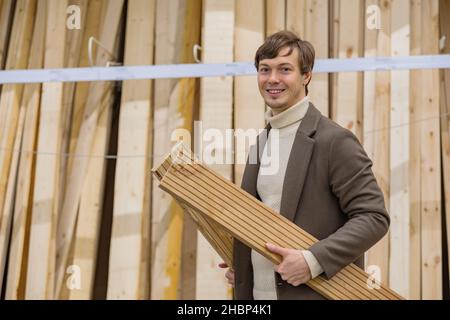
308, 128, 390, 279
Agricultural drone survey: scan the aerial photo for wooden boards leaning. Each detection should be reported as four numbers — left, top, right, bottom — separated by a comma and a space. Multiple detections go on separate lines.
152, 143, 404, 300
26, 0, 66, 299
388, 0, 410, 299
198, 0, 234, 300
107, 0, 155, 300
234, 0, 265, 186
363, 0, 391, 292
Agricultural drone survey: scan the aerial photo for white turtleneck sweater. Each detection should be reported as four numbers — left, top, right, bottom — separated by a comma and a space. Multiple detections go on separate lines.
251, 96, 324, 300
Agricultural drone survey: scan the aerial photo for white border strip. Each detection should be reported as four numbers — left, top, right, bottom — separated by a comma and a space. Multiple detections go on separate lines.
0, 55, 449, 84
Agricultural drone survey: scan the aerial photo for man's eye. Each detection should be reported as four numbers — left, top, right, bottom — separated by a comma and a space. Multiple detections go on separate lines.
259, 68, 268, 72
281, 68, 291, 72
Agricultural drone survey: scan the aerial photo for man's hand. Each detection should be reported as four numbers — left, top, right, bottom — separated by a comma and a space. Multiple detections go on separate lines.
266, 243, 312, 286
218, 262, 235, 287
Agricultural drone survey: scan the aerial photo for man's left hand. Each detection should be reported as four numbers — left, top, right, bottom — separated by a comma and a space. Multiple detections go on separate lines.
266, 243, 312, 286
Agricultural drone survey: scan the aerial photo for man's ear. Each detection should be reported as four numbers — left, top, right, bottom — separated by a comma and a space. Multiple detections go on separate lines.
303, 71, 312, 86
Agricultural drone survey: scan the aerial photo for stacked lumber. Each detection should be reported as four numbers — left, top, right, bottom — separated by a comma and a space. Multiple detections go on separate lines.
152, 142, 404, 300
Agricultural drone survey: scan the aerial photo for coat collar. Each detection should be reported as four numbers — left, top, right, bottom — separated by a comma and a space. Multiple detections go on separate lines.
240, 102, 322, 221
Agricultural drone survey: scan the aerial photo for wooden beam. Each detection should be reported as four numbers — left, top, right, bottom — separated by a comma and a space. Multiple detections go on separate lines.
54, 0, 124, 297
26, 0, 67, 299
286, 0, 329, 116
58, 0, 89, 215
0, 0, 36, 236
153, 143, 404, 300
408, 0, 422, 300
234, 0, 265, 186
3, 0, 45, 299
419, 0, 441, 300
64, 0, 109, 300
197, 0, 234, 300
68, 0, 104, 174
151, 0, 187, 300
266, 0, 285, 35
364, 0, 391, 290
0, 0, 14, 69
389, 0, 410, 299
151, 0, 201, 300
107, 0, 155, 300
331, 0, 363, 141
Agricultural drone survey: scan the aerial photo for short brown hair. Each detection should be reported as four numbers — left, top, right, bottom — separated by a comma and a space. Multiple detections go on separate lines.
254, 31, 315, 95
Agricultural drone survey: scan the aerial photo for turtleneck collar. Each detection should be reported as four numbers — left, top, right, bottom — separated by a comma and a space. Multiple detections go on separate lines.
265, 96, 309, 129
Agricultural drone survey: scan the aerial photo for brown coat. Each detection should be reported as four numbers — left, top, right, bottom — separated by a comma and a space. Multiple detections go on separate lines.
233, 103, 390, 300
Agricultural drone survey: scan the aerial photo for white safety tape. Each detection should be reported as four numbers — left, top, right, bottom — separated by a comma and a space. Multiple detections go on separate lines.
0, 54, 449, 84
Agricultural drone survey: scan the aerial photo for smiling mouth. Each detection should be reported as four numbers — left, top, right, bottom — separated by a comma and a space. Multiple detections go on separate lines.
266, 89, 285, 94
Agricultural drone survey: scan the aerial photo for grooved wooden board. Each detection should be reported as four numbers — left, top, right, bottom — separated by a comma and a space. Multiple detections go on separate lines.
152, 143, 404, 300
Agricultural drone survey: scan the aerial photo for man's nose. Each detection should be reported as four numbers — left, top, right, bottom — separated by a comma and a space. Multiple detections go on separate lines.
268, 71, 280, 83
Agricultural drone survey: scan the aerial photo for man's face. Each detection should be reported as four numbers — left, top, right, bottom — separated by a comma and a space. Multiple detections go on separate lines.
257, 47, 308, 114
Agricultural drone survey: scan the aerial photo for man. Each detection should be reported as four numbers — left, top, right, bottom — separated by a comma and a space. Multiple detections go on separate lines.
219, 31, 390, 300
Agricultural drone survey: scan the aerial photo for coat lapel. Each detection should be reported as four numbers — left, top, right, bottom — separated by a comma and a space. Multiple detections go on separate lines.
241, 103, 321, 221
240, 124, 271, 198
279, 103, 322, 221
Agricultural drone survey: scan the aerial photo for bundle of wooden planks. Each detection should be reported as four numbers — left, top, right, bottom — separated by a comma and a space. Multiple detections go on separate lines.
152, 142, 404, 300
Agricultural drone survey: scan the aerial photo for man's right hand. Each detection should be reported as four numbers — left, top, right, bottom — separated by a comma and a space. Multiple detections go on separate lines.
218, 262, 235, 287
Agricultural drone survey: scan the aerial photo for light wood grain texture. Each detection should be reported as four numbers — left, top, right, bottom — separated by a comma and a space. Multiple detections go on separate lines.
408, 0, 422, 300
107, 0, 155, 300
419, 0, 441, 300
266, 0, 285, 35
4, 0, 45, 299
26, 0, 67, 299
234, 0, 265, 186
153, 143, 404, 300
151, 0, 201, 300
286, 0, 329, 117
439, 0, 450, 297
0, 0, 14, 69
54, 0, 124, 297
364, 0, 391, 289
332, 0, 363, 141
389, 0, 410, 299
198, 0, 234, 300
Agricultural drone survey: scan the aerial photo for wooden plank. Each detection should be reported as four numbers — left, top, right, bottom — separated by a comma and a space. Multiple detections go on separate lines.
64, 0, 109, 300
408, 0, 422, 300
439, 0, 450, 297
58, 0, 88, 215
364, 0, 391, 289
151, 0, 188, 300
197, 0, 234, 300
153, 143, 404, 300
151, 0, 201, 300
266, 0, 285, 35
0, 0, 36, 235
54, 0, 124, 297
419, 0, 441, 300
67, 84, 114, 299
286, 0, 329, 116
234, 0, 264, 186
329, 0, 340, 121
68, 0, 104, 174
173, 0, 202, 300
389, 0, 410, 299
106, 0, 155, 300
332, 0, 363, 141
0, 0, 14, 69
3, 0, 45, 299
26, 0, 67, 300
